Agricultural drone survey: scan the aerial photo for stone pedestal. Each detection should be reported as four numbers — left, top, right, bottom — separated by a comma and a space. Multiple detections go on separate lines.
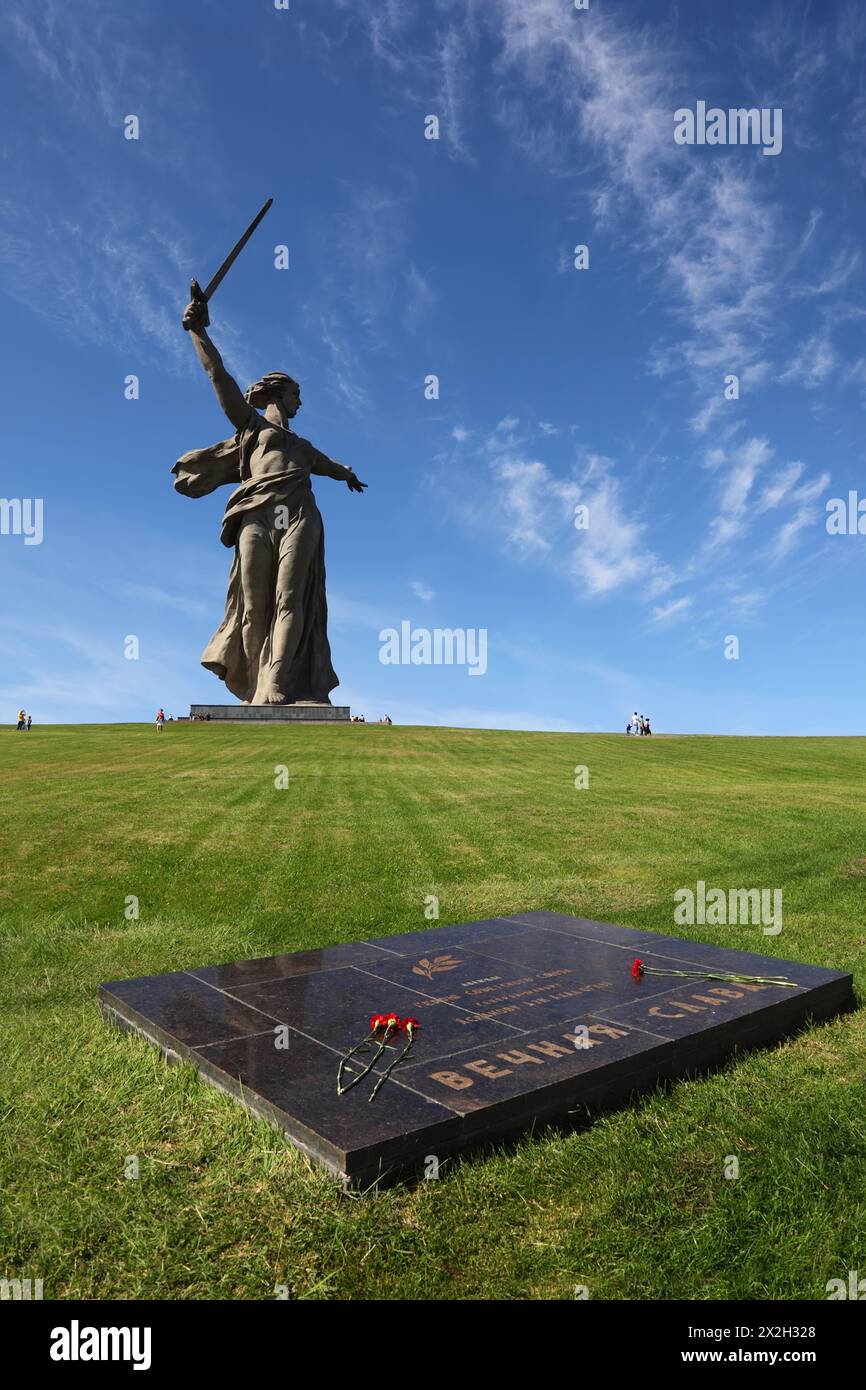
189, 703, 350, 723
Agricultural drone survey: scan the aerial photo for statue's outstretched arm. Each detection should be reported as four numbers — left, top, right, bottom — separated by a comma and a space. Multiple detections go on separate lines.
182, 297, 251, 432
309, 449, 368, 493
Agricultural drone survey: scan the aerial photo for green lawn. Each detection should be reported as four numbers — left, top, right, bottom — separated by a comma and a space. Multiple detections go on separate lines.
1, 723, 864, 1300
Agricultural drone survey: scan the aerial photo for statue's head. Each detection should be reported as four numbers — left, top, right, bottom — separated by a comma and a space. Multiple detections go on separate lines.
246, 372, 301, 417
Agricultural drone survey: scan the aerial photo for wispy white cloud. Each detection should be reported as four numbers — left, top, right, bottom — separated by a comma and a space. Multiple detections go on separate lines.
777, 333, 838, 389
441, 423, 676, 602
327, 592, 393, 633
361, 0, 416, 74
0, 616, 191, 717
766, 505, 821, 564
118, 583, 210, 620
297, 183, 435, 413
0, 1, 253, 373
361, 0, 840, 625
767, 469, 834, 561
790, 248, 860, 298
403, 262, 436, 330
318, 312, 371, 416
757, 462, 805, 511
650, 596, 692, 625
434, 27, 477, 164
706, 436, 774, 552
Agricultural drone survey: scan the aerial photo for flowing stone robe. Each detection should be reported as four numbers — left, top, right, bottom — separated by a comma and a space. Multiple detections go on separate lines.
172, 408, 339, 704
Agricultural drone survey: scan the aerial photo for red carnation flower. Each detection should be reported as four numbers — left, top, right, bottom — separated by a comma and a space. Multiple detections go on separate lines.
631, 958, 645, 979
339, 1010, 423, 1099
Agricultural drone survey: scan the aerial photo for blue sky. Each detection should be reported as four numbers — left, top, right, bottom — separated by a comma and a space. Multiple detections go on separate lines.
2, 0, 865, 733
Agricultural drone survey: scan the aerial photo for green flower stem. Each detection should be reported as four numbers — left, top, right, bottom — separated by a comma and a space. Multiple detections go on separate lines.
337, 1026, 395, 1095
368, 1027, 417, 1102
640, 967, 797, 988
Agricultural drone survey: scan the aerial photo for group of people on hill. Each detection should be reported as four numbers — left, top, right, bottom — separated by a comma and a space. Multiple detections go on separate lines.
156, 710, 209, 728
627, 710, 652, 736
350, 714, 393, 724
15, 709, 33, 731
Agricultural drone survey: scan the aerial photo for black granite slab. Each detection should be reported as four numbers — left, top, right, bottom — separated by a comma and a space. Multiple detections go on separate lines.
99, 912, 855, 1187
189, 942, 397, 989
393, 1011, 672, 1116
352, 938, 679, 1028
193, 1028, 463, 1176
226, 966, 526, 1059
591, 974, 848, 1041
500, 910, 678, 949
362, 916, 526, 955
99, 971, 282, 1049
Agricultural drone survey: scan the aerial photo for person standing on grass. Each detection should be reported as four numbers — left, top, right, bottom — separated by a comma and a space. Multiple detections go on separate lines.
26, 714, 32, 731
156, 708, 165, 732
17, 708, 25, 730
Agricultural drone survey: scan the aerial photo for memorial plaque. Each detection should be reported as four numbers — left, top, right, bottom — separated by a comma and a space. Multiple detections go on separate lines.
99, 912, 854, 1187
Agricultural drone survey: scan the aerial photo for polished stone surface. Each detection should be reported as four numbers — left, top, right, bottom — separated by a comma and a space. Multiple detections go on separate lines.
190, 942, 395, 989
353, 937, 678, 1028
395, 1011, 672, 1117
227, 966, 525, 1059
363, 916, 526, 954
100, 912, 854, 1186
591, 974, 843, 1041
195, 1029, 462, 1170
100, 970, 282, 1048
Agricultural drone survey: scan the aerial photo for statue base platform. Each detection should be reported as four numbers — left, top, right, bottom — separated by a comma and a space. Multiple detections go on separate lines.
189, 703, 350, 723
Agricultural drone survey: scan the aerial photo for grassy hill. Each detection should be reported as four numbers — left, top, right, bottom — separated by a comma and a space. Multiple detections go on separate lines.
1, 722, 864, 1299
